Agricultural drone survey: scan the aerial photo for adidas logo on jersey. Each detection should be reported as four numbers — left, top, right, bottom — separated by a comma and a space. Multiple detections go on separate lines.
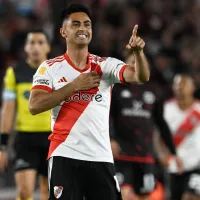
58, 77, 67, 83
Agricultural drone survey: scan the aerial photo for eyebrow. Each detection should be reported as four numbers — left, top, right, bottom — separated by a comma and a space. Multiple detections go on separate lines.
72, 20, 91, 23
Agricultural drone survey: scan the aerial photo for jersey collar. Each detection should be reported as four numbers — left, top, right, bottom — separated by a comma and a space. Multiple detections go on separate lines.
64, 52, 91, 73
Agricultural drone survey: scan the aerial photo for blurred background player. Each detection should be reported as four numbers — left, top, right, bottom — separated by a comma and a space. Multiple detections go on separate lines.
0, 30, 51, 200
157, 74, 200, 200
110, 52, 182, 200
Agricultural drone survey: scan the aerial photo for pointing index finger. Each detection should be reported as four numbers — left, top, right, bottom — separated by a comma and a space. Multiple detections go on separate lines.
132, 24, 138, 37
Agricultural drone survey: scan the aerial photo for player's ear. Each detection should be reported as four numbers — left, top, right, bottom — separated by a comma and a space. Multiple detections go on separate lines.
60, 28, 67, 39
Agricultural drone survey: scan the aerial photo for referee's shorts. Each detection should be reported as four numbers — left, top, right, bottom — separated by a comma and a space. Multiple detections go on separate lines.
14, 131, 50, 176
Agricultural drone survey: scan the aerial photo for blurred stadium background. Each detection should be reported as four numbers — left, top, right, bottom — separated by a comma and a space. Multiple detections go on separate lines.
0, 0, 200, 199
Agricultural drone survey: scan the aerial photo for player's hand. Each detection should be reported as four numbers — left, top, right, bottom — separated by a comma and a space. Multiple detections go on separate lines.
126, 25, 145, 53
111, 140, 121, 157
161, 154, 183, 174
174, 155, 183, 174
72, 72, 100, 91
0, 150, 8, 172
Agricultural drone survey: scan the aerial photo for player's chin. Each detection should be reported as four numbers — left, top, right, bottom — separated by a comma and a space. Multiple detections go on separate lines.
174, 92, 184, 99
76, 37, 91, 43
76, 39, 91, 45
30, 55, 43, 63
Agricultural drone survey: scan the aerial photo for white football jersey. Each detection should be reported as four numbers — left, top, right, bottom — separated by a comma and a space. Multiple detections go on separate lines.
164, 99, 200, 172
32, 53, 128, 163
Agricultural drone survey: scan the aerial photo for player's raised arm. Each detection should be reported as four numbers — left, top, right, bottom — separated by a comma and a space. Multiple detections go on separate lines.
123, 25, 150, 84
29, 64, 100, 115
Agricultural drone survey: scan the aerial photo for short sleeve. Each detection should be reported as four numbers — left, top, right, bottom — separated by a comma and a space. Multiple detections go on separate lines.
32, 61, 53, 92
3, 67, 17, 100
103, 57, 128, 85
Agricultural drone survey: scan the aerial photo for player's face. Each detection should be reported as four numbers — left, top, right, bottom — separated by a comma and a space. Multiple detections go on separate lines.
25, 33, 50, 63
173, 75, 195, 98
61, 12, 92, 46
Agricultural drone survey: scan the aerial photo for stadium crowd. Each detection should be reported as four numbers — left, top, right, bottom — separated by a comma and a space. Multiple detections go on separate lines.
0, 0, 200, 90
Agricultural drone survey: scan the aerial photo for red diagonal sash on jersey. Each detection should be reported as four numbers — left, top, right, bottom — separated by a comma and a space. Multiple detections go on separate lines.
173, 109, 200, 147
47, 63, 103, 159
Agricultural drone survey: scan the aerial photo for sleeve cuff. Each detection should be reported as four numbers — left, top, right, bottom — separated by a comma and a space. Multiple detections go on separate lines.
31, 85, 52, 92
3, 89, 16, 100
119, 65, 128, 84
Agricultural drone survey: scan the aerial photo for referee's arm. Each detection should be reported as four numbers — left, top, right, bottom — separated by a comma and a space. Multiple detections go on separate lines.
1, 98, 16, 134
0, 67, 16, 137
0, 67, 16, 171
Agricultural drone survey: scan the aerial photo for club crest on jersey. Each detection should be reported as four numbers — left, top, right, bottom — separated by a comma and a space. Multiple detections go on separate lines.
143, 91, 155, 104
38, 67, 46, 75
54, 186, 63, 199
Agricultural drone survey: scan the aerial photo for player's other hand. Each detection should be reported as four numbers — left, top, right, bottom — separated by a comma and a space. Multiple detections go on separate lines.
126, 25, 145, 52
0, 150, 8, 172
161, 154, 183, 174
174, 155, 183, 174
111, 140, 121, 157
72, 71, 100, 91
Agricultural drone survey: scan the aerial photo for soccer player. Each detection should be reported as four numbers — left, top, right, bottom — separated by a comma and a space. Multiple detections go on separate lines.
0, 30, 51, 200
110, 53, 182, 200
28, 4, 150, 200
159, 74, 200, 200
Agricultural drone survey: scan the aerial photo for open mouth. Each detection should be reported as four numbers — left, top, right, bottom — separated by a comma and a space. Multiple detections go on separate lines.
77, 33, 88, 39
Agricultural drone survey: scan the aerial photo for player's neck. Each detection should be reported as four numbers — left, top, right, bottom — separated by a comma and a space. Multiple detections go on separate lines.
176, 96, 194, 111
27, 58, 46, 69
66, 45, 88, 70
